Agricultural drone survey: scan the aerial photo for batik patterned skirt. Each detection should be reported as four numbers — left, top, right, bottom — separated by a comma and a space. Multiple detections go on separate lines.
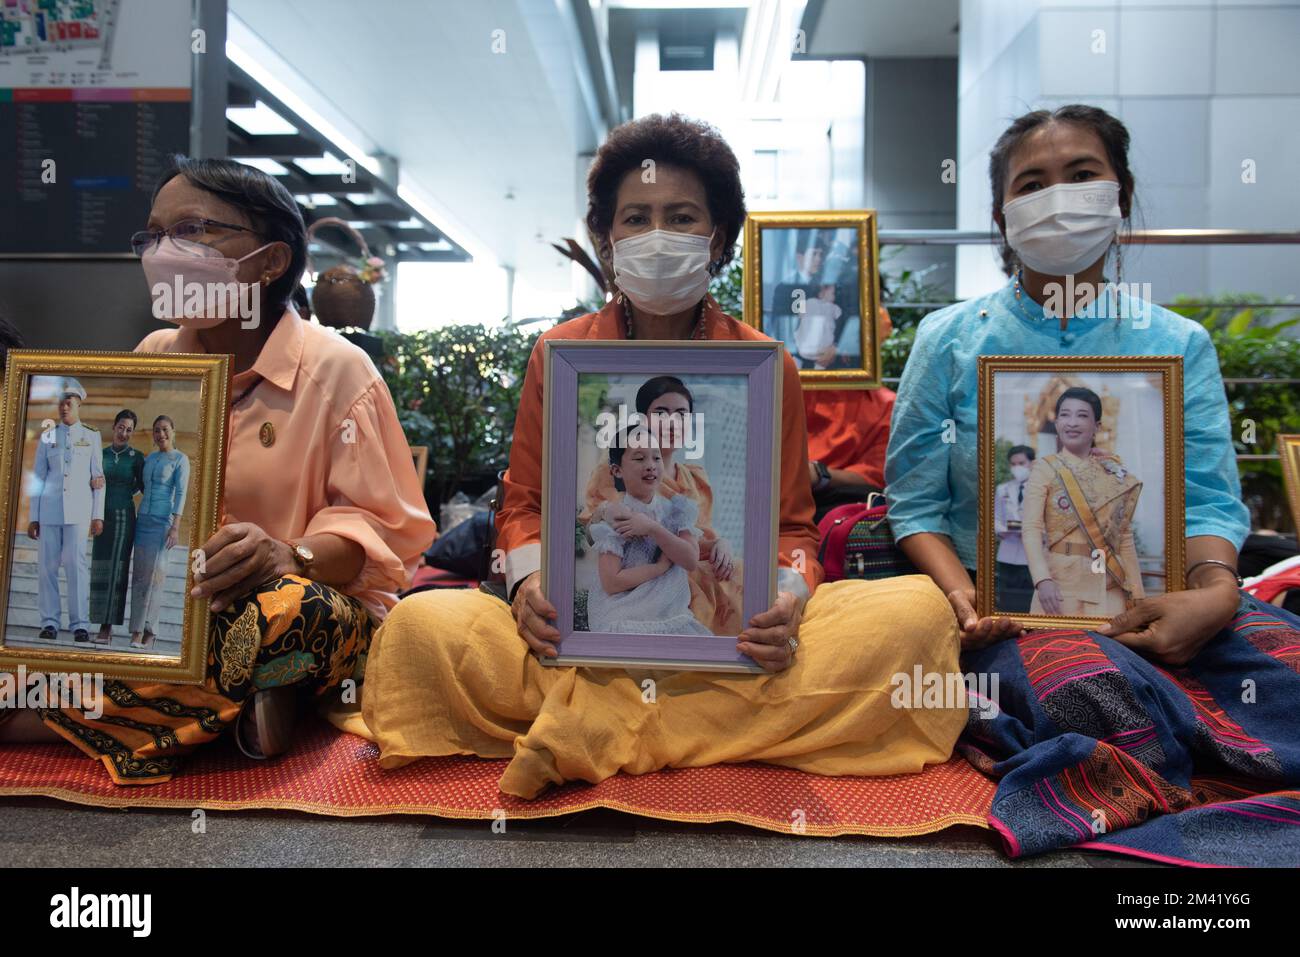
38, 575, 374, 785
961, 591, 1300, 866
89, 504, 136, 626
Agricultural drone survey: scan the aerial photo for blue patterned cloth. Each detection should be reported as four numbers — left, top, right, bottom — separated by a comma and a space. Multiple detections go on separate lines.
960, 592, 1300, 866
884, 278, 1250, 568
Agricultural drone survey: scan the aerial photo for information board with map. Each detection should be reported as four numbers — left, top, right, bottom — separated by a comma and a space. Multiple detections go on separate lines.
0, 0, 193, 255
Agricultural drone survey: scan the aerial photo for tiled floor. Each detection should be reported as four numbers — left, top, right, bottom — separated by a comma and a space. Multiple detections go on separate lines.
0, 799, 1160, 867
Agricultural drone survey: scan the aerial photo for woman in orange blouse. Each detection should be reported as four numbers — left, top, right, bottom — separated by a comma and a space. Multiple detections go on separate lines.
357, 114, 965, 799
805, 306, 896, 521
0, 158, 436, 784
580, 375, 743, 634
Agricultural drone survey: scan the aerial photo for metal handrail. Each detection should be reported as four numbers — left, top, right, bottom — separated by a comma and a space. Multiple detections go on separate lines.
885, 300, 1298, 311
875, 378, 1300, 385
878, 228, 1300, 246
877, 229, 1300, 316
875, 375, 1295, 463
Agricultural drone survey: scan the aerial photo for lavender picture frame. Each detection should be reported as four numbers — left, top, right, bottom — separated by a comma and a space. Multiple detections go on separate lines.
541, 340, 782, 673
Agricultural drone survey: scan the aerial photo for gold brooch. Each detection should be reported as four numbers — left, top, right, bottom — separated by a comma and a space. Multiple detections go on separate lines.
259, 422, 275, 447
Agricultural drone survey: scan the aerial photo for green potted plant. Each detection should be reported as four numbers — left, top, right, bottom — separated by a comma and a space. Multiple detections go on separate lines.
374, 322, 541, 517
1170, 293, 1300, 531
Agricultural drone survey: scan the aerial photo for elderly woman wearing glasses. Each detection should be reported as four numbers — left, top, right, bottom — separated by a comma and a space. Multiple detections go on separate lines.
0, 157, 436, 784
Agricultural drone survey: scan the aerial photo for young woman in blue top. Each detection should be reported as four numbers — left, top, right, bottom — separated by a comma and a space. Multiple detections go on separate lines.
128, 414, 191, 649
885, 105, 1250, 665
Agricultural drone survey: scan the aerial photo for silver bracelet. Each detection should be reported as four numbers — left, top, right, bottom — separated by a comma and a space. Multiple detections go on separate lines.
1185, 559, 1242, 588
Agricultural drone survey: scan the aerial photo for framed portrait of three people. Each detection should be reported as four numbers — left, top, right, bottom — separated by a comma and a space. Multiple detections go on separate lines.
0, 351, 229, 684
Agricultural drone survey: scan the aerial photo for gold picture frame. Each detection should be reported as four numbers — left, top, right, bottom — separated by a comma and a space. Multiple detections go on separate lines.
410, 445, 429, 488
977, 355, 1185, 630
0, 351, 230, 684
1279, 434, 1300, 534
742, 209, 881, 389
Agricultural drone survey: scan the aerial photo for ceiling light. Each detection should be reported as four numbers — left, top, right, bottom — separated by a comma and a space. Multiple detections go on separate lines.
226, 100, 297, 136
293, 152, 353, 176
239, 157, 290, 175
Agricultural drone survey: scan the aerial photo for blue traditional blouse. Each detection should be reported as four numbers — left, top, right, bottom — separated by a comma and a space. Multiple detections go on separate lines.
140, 449, 190, 519
884, 278, 1250, 570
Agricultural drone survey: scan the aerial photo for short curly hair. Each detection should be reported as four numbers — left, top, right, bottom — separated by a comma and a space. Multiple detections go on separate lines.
586, 113, 746, 277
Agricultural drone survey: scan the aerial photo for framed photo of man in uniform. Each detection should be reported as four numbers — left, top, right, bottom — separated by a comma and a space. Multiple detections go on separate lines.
742, 210, 880, 389
977, 356, 1185, 630
0, 351, 229, 684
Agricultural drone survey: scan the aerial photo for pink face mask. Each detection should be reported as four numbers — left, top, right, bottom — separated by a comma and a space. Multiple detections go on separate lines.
141, 235, 273, 328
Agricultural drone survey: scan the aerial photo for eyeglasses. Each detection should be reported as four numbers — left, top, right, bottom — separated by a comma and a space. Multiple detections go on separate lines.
129, 218, 256, 256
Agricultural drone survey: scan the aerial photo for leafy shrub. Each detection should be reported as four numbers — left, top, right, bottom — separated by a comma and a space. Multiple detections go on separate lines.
374, 322, 541, 504
1170, 294, 1300, 531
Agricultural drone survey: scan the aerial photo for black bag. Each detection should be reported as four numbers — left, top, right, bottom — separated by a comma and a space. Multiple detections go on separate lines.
424, 510, 493, 579
1239, 532, 1299, 579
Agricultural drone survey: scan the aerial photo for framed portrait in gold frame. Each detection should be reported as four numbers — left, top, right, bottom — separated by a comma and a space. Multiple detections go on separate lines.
977, 356, 1185, 631
742, 210, 881, 390
0, 351, 229, 685
1279, 434, 1300, 534
410, 445, 429, 489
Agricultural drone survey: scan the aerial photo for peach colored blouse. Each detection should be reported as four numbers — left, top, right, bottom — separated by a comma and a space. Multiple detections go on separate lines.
136, 309, 436, 620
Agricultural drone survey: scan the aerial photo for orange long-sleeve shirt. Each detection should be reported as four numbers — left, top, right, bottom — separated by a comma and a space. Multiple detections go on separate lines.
803, 387, 896, 489
498, 295, 823, 600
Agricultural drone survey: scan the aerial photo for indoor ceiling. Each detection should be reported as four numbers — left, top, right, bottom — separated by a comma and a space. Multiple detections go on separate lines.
228, 0, 603, 308
803, 0, 960, 58
226, 63, 470, 266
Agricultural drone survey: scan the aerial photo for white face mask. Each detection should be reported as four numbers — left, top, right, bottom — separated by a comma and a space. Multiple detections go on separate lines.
141, 235, 272, 328
612, 229, 713, 316
1010, 464, 1031, 483
1002, 180, 1122, 277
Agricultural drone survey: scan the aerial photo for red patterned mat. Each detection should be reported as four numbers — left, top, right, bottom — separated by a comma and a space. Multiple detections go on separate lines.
0, 721, 995, 837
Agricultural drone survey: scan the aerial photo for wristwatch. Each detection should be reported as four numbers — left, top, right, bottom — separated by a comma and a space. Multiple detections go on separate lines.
811, 459, 831, 492
286, 540, 315, 576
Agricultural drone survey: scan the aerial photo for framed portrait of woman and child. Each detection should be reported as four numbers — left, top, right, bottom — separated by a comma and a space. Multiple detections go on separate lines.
0, 351, 228, 684
540, 340, 782, 672
977, 356, 1186, 630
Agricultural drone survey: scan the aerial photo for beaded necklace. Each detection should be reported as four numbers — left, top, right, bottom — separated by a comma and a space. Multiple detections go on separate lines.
620, 293, 708, 341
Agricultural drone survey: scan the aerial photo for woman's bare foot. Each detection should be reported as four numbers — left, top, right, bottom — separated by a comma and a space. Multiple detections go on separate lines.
94, 625, 112, 646
129, 631, 144, 648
